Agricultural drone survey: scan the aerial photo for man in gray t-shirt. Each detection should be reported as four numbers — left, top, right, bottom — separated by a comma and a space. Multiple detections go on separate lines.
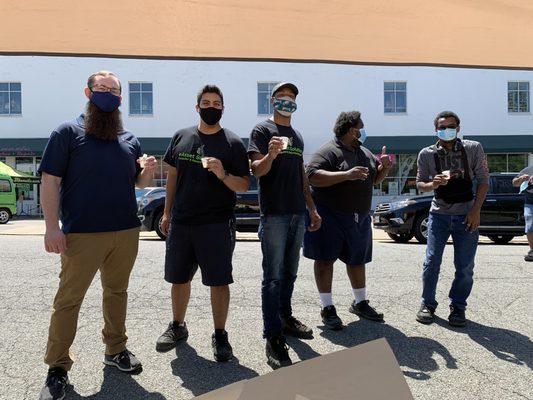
415, 111, 489, 328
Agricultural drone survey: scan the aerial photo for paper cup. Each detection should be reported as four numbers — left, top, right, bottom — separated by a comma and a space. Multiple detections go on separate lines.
201, 157, 209, 168
140, 154, 148, 168
280, 137, 289, 150
442, 170, 451, 179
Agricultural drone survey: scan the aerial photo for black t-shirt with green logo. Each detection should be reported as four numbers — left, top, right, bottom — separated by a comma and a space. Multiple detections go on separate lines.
163, 126, 250, 224
247, 119, 306, 215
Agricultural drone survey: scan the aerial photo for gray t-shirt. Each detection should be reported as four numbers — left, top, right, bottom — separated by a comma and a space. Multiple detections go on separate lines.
416, 139, 489, 215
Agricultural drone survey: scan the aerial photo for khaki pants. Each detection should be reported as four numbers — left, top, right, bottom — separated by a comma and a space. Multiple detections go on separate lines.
44, 227, 139, 371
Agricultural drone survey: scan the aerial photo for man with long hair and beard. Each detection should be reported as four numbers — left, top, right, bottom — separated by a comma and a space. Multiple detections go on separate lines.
38, 71, 157, 400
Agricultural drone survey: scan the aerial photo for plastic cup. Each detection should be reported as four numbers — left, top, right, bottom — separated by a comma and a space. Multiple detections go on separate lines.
280, 137, 289, 150
201, 157, 209, 168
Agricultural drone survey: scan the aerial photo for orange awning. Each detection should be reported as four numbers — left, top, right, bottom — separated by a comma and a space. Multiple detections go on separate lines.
1, 0, 532, 69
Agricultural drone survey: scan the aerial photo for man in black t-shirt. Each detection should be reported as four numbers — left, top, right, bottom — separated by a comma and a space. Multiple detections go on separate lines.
304, 111, 391, 330
155, 85, 250, 362
248, 82, 322, 370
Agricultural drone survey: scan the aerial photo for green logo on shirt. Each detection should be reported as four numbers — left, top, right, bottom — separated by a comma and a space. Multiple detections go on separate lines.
282, 146, 303, 157
178, 152, 202, 164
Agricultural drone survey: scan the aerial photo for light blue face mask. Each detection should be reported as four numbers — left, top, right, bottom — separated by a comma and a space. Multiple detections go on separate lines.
358, 128, 367, 144
437, 128, 457, 142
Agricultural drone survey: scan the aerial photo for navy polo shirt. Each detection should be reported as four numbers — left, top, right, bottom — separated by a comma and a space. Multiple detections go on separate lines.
38, 114, 142, 233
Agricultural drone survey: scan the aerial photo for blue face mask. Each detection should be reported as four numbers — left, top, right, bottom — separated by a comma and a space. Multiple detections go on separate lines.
272, 96, 297, 117
437, 128, 457, 142
358, 128, 367, 144
90, 91, 121, 113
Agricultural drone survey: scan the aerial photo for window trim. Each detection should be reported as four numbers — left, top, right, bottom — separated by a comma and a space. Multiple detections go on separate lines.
0, 81, 23, 116
257, 81, 280, 116
507, 80, 530, 114
383, 81, 407, 115
128, 81, 154, 117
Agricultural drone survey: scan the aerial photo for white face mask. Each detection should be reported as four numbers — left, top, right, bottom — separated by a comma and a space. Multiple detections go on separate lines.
437, 128, 457, 142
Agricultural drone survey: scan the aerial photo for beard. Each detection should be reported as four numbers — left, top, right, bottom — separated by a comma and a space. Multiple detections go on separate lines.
84, 102, 123, 140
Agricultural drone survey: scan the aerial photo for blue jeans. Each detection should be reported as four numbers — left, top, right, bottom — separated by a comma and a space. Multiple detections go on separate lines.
259, 213, 305, 337
422, 212, 479, 310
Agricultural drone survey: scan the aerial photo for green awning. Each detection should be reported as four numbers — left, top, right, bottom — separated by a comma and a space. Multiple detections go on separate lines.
0, 161, 41, 184
0, 135, 531, 157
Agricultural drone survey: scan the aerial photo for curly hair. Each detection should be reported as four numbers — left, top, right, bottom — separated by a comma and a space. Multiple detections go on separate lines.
434, 111, 460, 128
333, 111, 362, 137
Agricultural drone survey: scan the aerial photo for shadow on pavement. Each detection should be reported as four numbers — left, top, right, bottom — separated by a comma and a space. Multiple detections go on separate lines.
170, 342, 259, 396
317, 319, 458, 380
435, 318, 533, 369
69, 365, 167, 399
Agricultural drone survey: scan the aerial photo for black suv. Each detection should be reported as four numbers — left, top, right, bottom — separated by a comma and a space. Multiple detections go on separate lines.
137, 177, 260, 239
373, 173, 525, 244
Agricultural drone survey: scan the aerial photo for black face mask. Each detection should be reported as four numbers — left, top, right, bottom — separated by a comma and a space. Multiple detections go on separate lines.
199, 107, 223, 125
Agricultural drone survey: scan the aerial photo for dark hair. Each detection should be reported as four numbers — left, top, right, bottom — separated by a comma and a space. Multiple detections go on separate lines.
434, 111, 460, 128
197, 85, 224, 105
333, 111, 362, 137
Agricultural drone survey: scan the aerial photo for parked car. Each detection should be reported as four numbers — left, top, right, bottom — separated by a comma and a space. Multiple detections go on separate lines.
137, 177, 260, 239
373, 173, 525, 244
0, 173, 16, 224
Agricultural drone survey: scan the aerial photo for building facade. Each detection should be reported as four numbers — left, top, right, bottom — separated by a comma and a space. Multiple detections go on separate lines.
1, 56, 532, 214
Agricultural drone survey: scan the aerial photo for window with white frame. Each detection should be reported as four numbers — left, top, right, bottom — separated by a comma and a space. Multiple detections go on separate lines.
257, 82, 280, 115
508, 81, 529, 113
0, 82, 22, 115
129, 82, 153, 115
384, 82, 407, 114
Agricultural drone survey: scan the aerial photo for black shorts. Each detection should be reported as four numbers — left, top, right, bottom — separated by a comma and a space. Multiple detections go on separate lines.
164, 218, 236, 286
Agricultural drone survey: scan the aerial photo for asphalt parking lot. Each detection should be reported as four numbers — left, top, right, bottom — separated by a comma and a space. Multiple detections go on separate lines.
0, 229, 531, 400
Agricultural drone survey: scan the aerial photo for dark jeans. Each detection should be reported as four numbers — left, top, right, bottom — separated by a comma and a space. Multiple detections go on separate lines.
422, 212, 479, 310
259, 213, 305, 337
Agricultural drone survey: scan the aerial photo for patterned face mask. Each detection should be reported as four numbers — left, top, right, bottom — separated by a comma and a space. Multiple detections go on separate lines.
273, 96, 297, 117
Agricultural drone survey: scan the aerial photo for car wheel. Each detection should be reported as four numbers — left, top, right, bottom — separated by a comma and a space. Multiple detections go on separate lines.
0, 208, 11, 224
487, 235, 514, 244
387, 232, 414, 243
154, 210, 167, 240
413, 213, 429, 244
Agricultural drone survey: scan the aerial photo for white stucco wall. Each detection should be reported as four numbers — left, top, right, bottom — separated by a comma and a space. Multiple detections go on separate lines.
0, 56, 532, 155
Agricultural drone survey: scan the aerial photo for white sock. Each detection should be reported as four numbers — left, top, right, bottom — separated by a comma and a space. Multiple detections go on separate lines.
319, 293, 333, 308
353, 287, 367, 304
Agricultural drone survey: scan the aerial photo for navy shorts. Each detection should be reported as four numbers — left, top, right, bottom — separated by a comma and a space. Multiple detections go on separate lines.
303, 204, 372, 265
164, 218, 236, 286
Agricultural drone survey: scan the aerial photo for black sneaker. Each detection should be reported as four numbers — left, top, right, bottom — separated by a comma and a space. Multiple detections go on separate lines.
212, 330, 233, 362
448, 305, 466, 327
416, 304, 436, 324
156, 321, 189, 352
265, 335, 292, 370
281, 316, 313, 339
321, 305, 343, 330
349, 300, 384, 322
104, 349, 142, 373
525, 250, 533, 262
39, 368, 69, 400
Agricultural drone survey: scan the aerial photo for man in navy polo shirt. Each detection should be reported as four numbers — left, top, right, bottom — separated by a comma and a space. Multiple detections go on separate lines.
38, 71, 157, 400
